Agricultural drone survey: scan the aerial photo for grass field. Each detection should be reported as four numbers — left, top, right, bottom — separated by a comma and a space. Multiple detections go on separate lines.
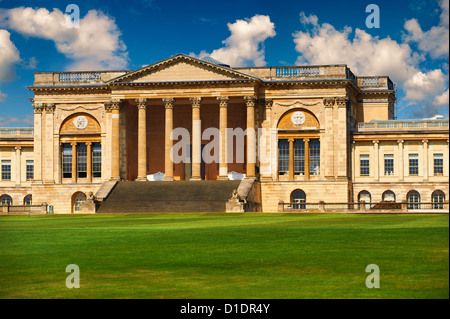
0, 213, 448, 299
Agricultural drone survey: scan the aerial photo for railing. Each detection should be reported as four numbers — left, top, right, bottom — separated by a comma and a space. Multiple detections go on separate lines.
1, 204, 47, 214
356, 120, 448, 131
361, 77, 380, 87
275, 66, 320, 77
346, 68, 358, 86
58, 72, 102, 82
0, 128, 34, 136
278, 202, 449, 213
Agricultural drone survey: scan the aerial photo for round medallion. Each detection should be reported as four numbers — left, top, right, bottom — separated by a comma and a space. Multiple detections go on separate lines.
74, 116, 88, 130
291, 111, 305, 126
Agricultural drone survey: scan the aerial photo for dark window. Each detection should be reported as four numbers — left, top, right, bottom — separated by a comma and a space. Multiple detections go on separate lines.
360, 155, 370, 176
92, 143, 102, 178
409, 154, 419, 176
384, 154, 394, 175
309, 139, 320, 175
26, 160, 34, 181
278, 140, 289, 175
294, 139, 304, 175
407, 190, 420, 209
0, 194, 12, 205
434, 154, 443, 176
24, 195, 32, 206
77, 143, 87, 178
62, 144, 72, 179
432, 190, 445, 209
1, 160, 11, 181
292, 189, 306, 209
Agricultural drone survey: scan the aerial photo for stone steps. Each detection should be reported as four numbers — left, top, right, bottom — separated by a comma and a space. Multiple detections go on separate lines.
96, 180, 241, 213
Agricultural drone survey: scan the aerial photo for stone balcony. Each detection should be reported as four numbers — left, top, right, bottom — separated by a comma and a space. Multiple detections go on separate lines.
354, 120, 449, 132
32, 64, 393, 91
0, 128, 34, 137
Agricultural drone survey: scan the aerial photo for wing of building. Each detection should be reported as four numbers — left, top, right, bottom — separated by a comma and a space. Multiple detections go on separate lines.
0, 54, 448, 213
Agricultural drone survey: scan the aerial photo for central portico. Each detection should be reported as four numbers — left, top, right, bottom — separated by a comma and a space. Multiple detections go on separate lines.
103, 54, 260, 181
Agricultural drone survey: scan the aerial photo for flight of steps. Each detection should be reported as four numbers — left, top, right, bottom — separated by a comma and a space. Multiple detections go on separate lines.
96, 180, 241, 213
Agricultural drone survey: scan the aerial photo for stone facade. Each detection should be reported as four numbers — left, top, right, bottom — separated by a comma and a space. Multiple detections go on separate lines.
0, 54, 448, 213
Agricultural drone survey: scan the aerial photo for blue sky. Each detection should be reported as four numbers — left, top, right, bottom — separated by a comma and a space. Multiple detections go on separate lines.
0, 0, 448, 127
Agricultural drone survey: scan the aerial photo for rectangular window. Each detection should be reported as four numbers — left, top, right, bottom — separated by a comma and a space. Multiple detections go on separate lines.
1, 160, 11, 180
92, 143, 102, 178
62, 144, 72, 179
409, 154, 419, 176
77, 143, 87, 178
360, 155, 370, 176
278, 140, 289, 175
384, 154, 394, 175
434, 153, 443, 176
26, 160, 34, 181
294, 139, 304, 175
309, 139, 320, 175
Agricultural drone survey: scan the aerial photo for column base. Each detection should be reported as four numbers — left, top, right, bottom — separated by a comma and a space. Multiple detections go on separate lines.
110, 177, 121, 181
163, 176, 174, 181
217, 175, 229, 180
190, 176, 202, 181
135, 176, 147, 182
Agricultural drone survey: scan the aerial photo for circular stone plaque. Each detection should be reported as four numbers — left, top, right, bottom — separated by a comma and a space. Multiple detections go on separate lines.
74, 116, 88, 130
291, 111, 305, 126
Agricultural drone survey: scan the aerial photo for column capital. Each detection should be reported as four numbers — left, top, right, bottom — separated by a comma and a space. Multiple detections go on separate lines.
136, 98, 148, 109
288, 138, 295, 143
190, 97, 202, 108
304, 138, 310, 143
262, 98, 273, 108
217, 96, 229, 108
372, 140, 379, 145
71, 142, 77, 146
163, 97, 175, 109
15, 146, 22, 150
105, 99, 122, 112
244, 95, 257, 107
336, 97, 349, 107
422, 139, 429, 144
86, 142, 92, 146
44, 103, 55, 113
323, 97, 336, 107
33, 103, 44, 114
397, 139, 404, 144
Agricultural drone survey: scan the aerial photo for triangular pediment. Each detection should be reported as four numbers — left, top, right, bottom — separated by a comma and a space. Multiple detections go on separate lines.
107, 54, 257, 84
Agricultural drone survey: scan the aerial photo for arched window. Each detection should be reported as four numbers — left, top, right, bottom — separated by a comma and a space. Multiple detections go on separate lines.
382, 190, 396, 202
0, 195, 13, 206
358, 191, 371, 210
24, 195, 32, 206
432, 190, 445, 210
73, 192, 86, 213
407, 190, 420, 209
291, 189, 306, 209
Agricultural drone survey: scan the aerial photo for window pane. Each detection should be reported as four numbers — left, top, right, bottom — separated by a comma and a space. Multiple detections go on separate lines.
434, 153, 443, 176
62, 144, 72, 178
409, 154, 419, 176
26, 160, 34, 180
309, 139, 320, 175
294, 139, 304, 175
384, 154, 394, 175
360, 155, 370, 176
77, 143, 87, 178
2, 160, 11, 181
92, 143, 102, 178
278, 140, 289, 175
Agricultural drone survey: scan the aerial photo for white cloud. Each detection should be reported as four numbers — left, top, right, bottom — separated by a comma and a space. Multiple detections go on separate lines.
191, 15, 276, 67
0, 29, 21, 82
0, 7, 128, 70
0, 90, 7, 102
403, 0, 449, 59
292, 11, 449, 118
434, 88, 449, 105
0, 115, 34, 127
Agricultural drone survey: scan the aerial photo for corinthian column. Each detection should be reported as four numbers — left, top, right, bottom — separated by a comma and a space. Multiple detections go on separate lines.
136, 98, 148, 181
218, 96, 229, 180
163, 98, 175, 181
190, 97, 202, 181
245, 96, 257, 178
109, 99, 121, 181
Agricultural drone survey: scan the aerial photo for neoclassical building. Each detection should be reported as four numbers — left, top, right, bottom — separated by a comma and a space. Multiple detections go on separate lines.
0, 54, 448, 213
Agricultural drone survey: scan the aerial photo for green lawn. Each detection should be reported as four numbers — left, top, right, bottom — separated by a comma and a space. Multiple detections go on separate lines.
0, 213, 448, 299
